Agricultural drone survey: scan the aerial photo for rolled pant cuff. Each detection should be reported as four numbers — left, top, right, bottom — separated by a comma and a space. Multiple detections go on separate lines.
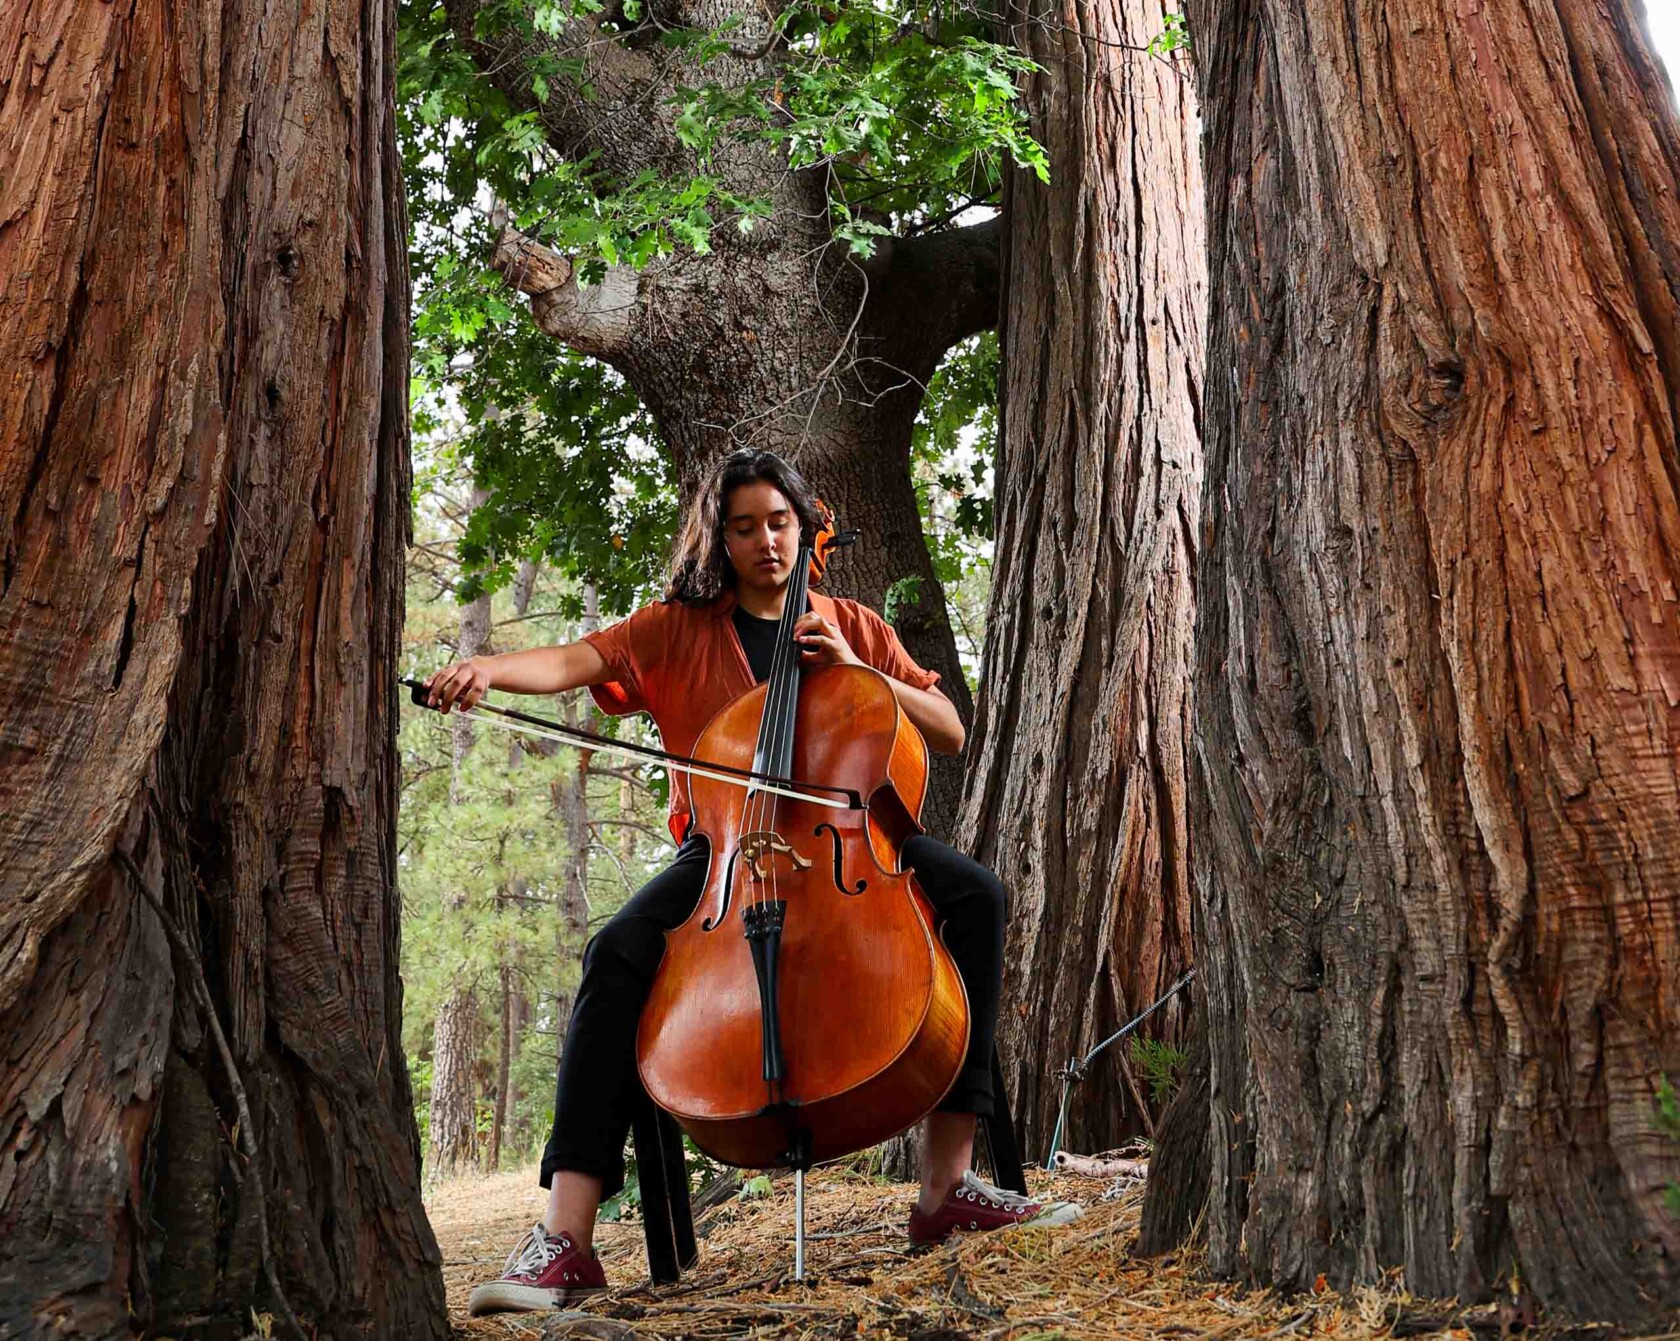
539, 1149, 628, 1199
935, 1068, 996, 1117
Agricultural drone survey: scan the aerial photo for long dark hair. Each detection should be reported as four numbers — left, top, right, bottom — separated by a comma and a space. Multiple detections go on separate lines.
664, 449, 825, 605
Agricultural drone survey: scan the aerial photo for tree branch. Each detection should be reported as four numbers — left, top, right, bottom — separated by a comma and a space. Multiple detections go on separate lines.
861, 213, 1003, 369
490, 221, 639, 359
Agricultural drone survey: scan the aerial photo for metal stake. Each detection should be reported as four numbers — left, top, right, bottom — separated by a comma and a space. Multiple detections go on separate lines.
794, 1168, 807, 1280
1042, 969, 1198, 1170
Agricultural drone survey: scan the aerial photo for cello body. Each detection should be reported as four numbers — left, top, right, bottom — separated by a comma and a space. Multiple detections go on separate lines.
634, 661, 971, 1169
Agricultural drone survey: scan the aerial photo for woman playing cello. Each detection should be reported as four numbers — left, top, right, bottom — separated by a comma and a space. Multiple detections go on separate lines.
423, 449, 1077, 1315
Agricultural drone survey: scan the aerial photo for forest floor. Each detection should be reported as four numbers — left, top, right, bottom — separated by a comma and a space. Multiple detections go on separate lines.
424, 1164, 1638, 1341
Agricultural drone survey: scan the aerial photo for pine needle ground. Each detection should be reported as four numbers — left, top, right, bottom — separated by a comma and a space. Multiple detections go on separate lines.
426, 1166, 1658, 1341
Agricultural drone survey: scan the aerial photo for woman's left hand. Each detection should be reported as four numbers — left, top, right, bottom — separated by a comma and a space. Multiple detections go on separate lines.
794, 612, 861, 667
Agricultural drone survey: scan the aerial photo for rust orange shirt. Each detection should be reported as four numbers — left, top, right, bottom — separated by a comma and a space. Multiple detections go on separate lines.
583, 588, 942, 842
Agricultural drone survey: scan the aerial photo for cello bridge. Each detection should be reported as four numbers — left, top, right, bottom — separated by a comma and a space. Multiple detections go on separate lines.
738, 830, 812, 882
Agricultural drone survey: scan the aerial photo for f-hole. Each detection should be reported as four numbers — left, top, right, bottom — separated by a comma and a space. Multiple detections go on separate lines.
814, 823, 867, 895
704, 848, 741, 930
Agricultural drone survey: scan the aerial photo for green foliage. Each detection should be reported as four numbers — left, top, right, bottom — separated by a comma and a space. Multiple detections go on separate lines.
597, 1157, 641, 1222
409, 1055, 435, 1153
398, 0, 1029, 611
1129, 1035, 1187, 1107
753, 14, 1048, 252
405, 273, 673, 612
1658, 1075, 1680, 1216
600, 1135, 731, 1220
882, 575, 924, 626
400, 0, 1047, 279
401, 439, 681, 1175
1148, 13, 1189, 59
912, 331, 996, 547
908, 331, 997, 685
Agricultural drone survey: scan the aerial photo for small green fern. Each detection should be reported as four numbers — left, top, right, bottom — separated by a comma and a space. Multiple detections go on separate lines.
1657, 1075, 1680, 1217
1130, 1035, 1188, 1107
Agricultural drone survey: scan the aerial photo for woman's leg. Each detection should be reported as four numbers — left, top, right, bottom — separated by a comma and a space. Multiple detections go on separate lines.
538, 835, 710, 1247
899, 834, 1007, 1211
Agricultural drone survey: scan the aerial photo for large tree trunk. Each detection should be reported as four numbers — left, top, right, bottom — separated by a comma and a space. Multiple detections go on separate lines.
451, 0, 991, 832
0, 0, 447, 1331
955, 0, 1203, 1158
1185, 0, 1680, 1322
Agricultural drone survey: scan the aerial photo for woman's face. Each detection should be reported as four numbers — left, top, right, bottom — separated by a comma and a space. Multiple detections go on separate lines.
722, 479, 801, 594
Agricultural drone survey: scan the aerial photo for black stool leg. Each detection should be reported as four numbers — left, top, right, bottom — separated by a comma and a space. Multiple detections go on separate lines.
657, 1109, 698, 1271
631, 1086, 694, 1284
979, 1043, 1029, 1195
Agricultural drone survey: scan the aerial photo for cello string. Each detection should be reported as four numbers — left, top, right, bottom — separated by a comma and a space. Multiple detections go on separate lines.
757, 537, 810, 916
749, 563, 793, 911
734, 538, 795, 912
755, 545, 802, 913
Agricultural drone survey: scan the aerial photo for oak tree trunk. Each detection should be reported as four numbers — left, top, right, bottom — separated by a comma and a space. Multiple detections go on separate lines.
451, 0, 993, 832
955, 0, 1204, 1157
1184, 0, 1680, 1321
0, 0, 447, 1331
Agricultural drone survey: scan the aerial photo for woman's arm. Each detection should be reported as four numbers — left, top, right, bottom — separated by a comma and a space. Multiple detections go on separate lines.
792, 612, 966, 754
883, 679, 966, 755
424, 640, 612, 714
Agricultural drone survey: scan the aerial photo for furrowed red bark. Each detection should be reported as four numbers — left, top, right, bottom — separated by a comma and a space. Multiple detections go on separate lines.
0, 0, 447, 1331
1186, 0, 1680, 1321
956, 0, 1203, 1156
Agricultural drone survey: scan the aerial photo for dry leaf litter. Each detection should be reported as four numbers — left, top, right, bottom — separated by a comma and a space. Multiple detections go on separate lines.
426, 1164, 1655, 1341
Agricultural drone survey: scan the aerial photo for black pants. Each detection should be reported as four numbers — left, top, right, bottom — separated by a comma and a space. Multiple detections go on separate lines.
540, 833, 1006, 1196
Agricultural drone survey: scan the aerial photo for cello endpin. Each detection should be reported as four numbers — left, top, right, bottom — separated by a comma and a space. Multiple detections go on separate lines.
794, 1167, 806, 1282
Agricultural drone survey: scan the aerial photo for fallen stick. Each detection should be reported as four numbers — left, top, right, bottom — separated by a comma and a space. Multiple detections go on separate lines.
1051, 1150, 1150, 1178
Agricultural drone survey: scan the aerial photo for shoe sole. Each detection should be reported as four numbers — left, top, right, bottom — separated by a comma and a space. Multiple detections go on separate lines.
468, 1280, 606, 1316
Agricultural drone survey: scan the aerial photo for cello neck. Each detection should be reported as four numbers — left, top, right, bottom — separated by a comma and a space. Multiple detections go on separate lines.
750, 544, 812, 784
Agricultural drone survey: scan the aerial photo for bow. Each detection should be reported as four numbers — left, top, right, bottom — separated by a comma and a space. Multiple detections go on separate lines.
399, 676, 863, 811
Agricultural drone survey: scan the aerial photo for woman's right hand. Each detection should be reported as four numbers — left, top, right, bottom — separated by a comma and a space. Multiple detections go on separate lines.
424, 657, 493, 714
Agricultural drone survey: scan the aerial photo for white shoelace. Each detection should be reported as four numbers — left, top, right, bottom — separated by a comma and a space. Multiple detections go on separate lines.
960, 1170, 1042, 1211
503, 1222, 563, 1279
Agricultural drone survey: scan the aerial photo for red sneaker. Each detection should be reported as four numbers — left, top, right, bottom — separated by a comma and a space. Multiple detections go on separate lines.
907, 1171, 1082, 1246
467, 1222, 607, 1315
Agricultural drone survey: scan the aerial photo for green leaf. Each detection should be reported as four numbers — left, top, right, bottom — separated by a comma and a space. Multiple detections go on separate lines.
883, 575, 924, 626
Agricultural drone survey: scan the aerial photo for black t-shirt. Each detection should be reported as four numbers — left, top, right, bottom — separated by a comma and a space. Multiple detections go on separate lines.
732, 605, 782, 683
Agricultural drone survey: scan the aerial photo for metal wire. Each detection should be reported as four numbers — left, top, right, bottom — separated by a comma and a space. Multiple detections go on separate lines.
1042, 969, 1197, 1170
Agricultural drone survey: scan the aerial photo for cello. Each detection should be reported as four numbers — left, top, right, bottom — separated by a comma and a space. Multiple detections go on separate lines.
635, 506, 971, 1188
401, 505, 973, 1273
